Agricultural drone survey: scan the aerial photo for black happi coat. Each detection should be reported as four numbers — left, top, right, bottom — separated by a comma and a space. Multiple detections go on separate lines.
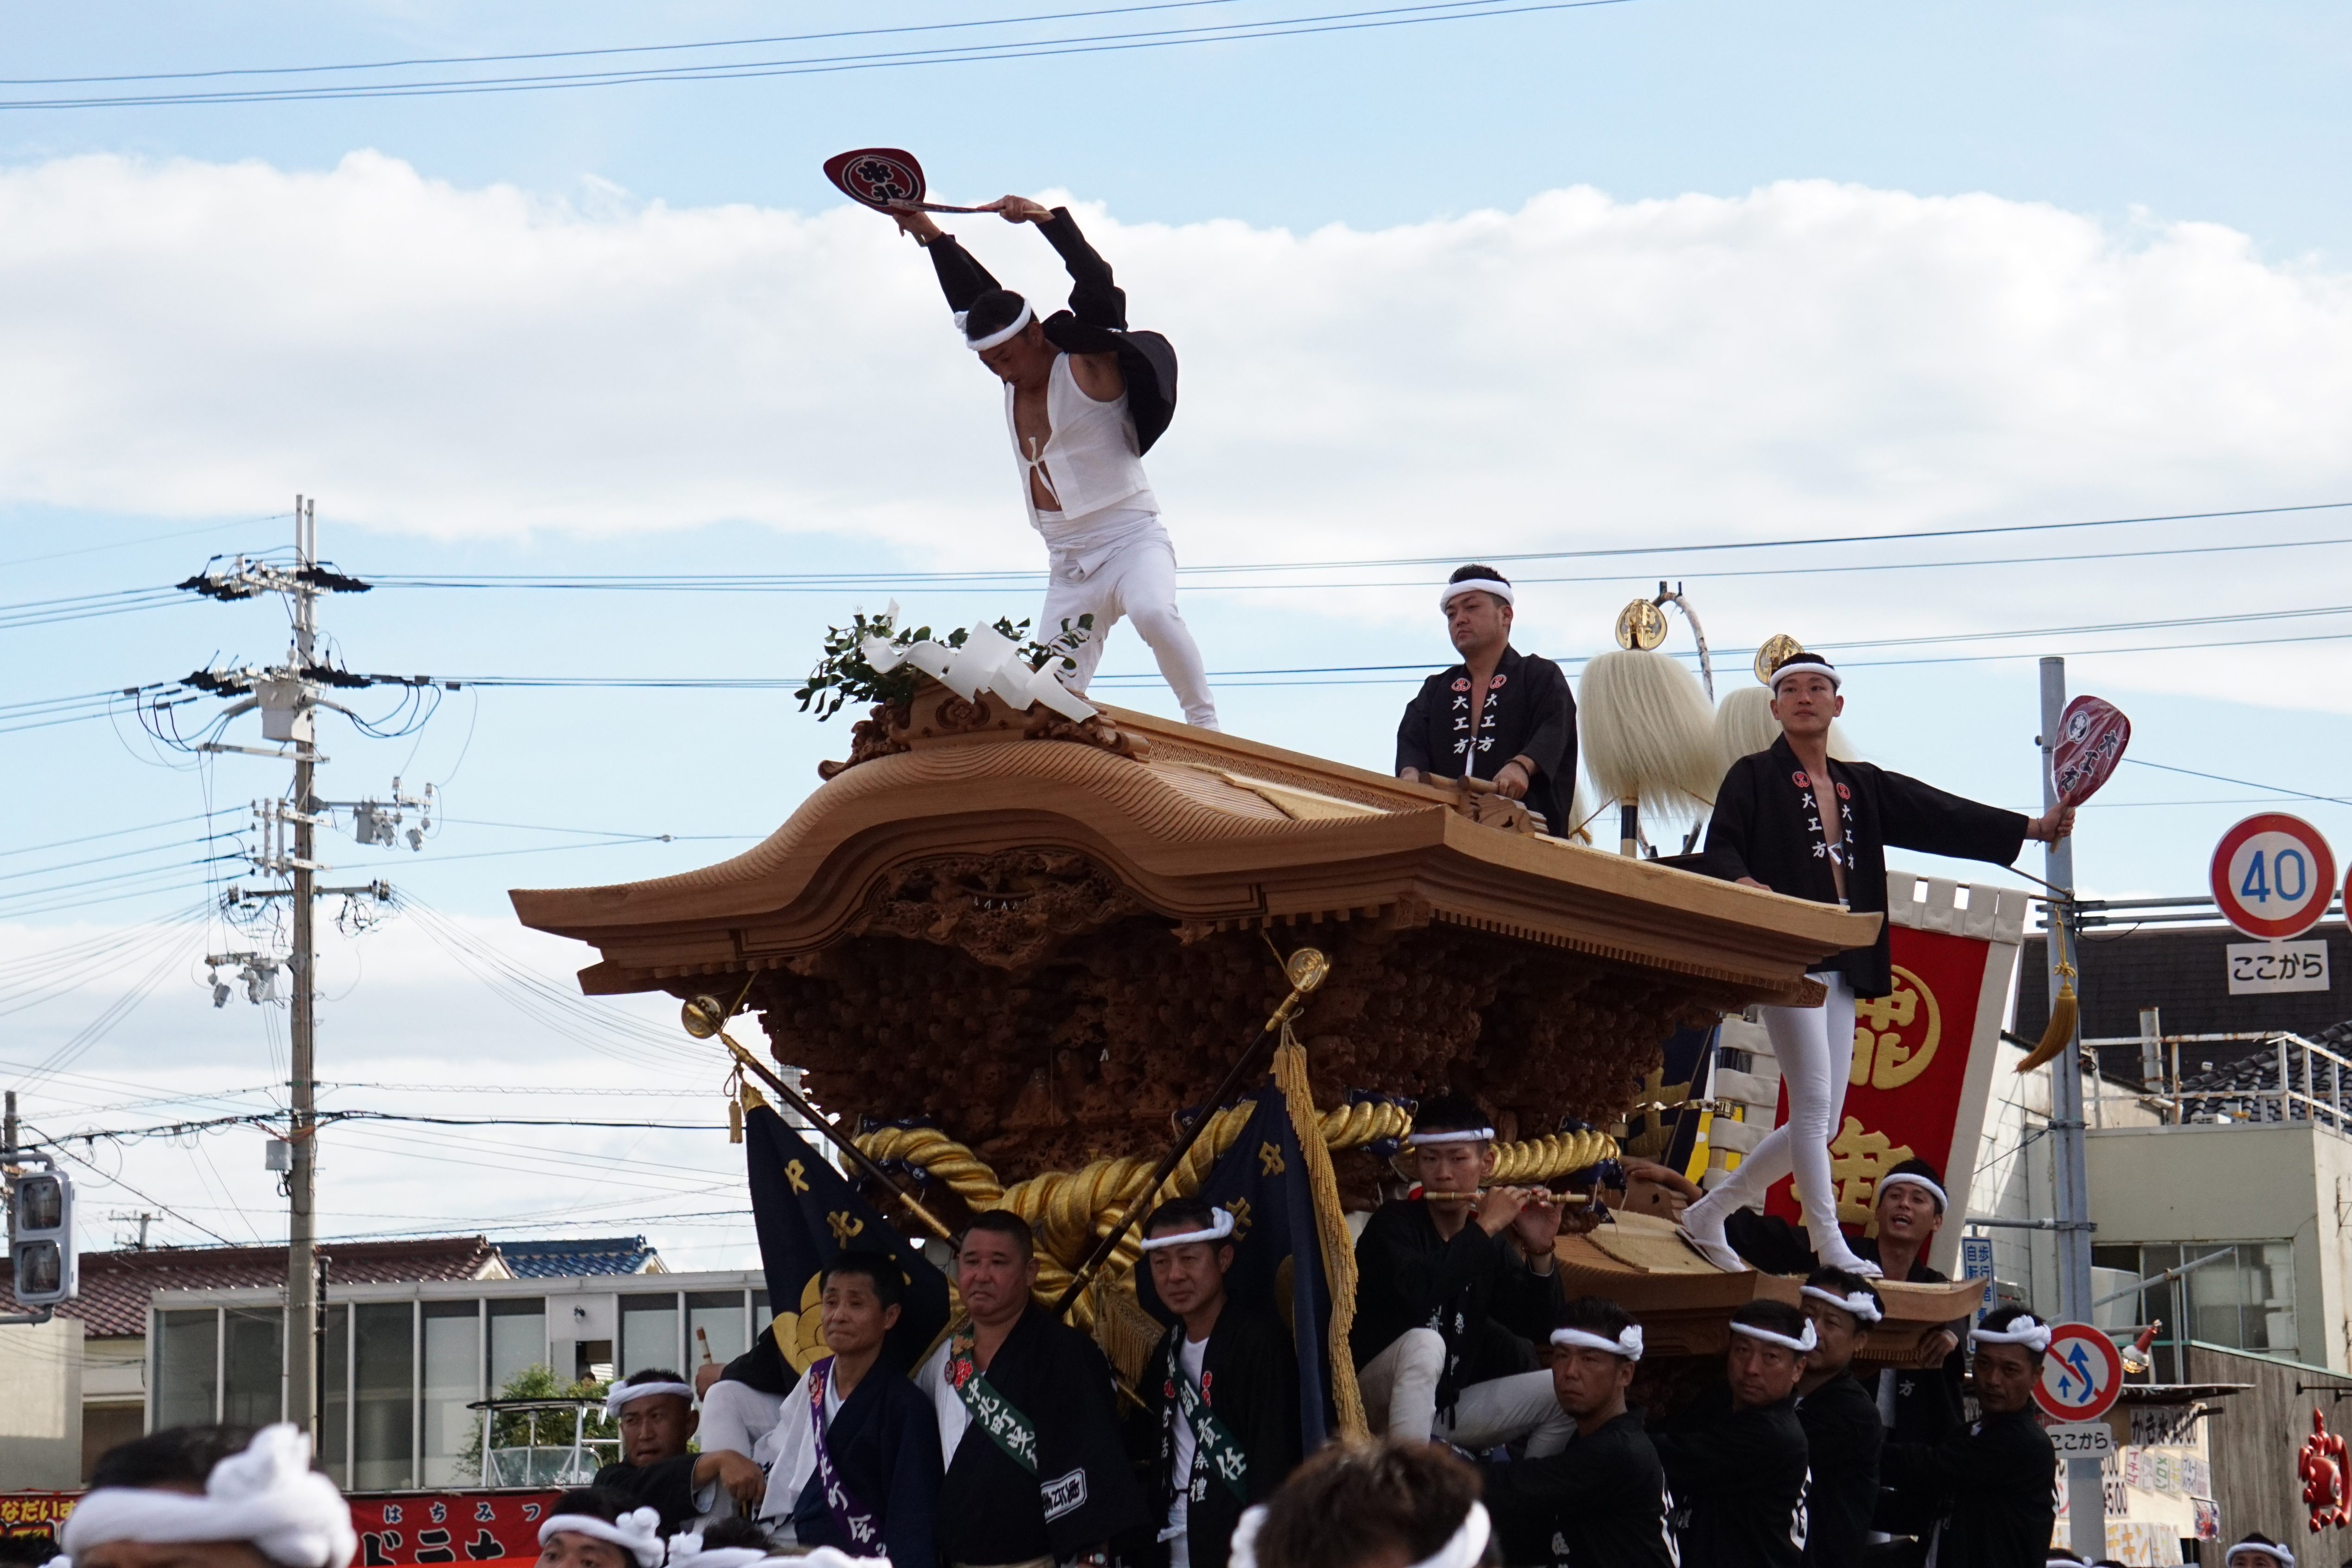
1132, 1306, 1302, 1568
1481, 1407, 1677, 1568
1703, 735, 2028, 997
788, 1368, 945, 1568
719, 1329, 801, 1397
1395, 646, 1577, 835
937, 1305, 1150, 1566
1879, 1406, 2055, 1568
1793, 1374, 1881, 1568
1349, 1201, 1563, 1407
591, 1454, 704, 1534
923, 209, 1178, 455
1654, 1382, 1812, 1568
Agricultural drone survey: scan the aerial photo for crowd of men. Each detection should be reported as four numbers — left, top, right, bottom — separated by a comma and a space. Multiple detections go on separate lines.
52, 1134, 2100, 1568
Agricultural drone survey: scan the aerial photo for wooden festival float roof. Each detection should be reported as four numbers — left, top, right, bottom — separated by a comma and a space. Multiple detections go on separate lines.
515, 683, 1873, 1213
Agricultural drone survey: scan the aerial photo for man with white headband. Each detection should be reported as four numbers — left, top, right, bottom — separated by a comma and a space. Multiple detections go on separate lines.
1349, 1094, 1574, 1459
1396, 565, 1576, 835
1132, 1196, 1302, 1568
62, 1424, 356, 1568
1654, 1299, 1814, 1567
1682, 649, 2073, 1278
1478, 1298, 1676, 1567
914, 1210, 1147, 1568
750, 1252, 941, 1567
1235, 1439, 1490, 1568
1723, 1158, 1969, 1531
2224, 1532, 2295, 1568
1794, 1267, 1885, 1568
890, 196, 1218, 731
593, 1367, 767, 1533
536, 1487, 665, 1568
1879, 1305, 2058, 1566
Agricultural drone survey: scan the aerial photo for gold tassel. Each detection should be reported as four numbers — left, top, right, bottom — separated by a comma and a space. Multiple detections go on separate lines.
2015, 959, 2078, 1073
729, 1097, 744, 1144
1273, 1022, 1370, 1440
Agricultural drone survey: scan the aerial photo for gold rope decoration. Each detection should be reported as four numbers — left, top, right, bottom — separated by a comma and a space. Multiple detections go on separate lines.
1273, 1026, 1369, 1440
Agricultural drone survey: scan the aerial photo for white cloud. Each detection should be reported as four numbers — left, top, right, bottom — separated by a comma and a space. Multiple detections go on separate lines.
6, 151, 2352, 707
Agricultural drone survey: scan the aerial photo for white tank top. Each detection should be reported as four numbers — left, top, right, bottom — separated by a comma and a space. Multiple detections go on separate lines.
1005, 353, 1156, 526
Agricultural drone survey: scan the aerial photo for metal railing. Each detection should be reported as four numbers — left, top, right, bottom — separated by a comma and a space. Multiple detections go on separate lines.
2082, 1030, 2352, 1134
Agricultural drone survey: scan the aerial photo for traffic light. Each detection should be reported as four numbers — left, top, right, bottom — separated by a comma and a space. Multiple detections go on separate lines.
9, 1162, 76, 1306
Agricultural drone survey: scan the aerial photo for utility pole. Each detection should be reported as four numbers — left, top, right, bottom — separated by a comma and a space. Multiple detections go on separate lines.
287, 497, 321, 1453
176, 496, 394, 1453
2039, 655, 2101, 1555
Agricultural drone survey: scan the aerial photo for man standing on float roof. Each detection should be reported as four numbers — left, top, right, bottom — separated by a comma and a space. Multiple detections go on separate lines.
887, 197, 1219, 731
1678, 649, 2073, 1278
1395, 566, 1577, 833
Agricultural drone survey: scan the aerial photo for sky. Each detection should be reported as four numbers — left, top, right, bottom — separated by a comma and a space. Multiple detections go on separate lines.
6, 0, 2352, 1273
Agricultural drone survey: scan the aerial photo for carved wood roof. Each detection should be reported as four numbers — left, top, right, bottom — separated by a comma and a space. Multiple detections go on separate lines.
512, 700, 1874, 1008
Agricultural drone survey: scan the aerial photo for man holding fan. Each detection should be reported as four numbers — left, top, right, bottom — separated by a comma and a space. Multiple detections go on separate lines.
883, 192, 1219, 731
1678, 649, 2074, 1278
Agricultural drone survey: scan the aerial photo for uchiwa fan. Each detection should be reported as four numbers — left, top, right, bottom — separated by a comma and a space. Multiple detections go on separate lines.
1579, 594, 1721, 855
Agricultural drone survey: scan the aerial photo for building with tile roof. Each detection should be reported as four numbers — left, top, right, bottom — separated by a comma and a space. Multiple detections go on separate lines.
0, 1233, 688, 1485
494, 1236, 664, 1278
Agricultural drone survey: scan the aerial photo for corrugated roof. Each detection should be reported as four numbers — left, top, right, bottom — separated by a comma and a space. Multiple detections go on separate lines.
495, 1236, 664, 1278
2018, 927, 2352, 1044
0, 1238, 501, 1339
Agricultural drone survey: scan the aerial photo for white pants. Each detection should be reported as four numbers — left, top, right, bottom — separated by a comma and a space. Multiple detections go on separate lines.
1687, 972, 1871, 1268
1356, 1328, 1574, 1457
1037, 531, 1219, 730
699, 1377, 785, 1460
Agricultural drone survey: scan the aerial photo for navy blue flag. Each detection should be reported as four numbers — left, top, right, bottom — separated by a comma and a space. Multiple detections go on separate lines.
1620, 1022, 1720, 1180
1134, 1082, 1338, 1448
745, 1102, 952, 1376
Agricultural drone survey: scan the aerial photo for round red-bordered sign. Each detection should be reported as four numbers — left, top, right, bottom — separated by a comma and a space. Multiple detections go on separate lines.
2211, 813, 2336, 940
2033, 1322, 2125, 1423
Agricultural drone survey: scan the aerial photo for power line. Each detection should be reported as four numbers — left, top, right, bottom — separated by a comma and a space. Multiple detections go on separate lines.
0, 0, 1636, 110
360, 501, 2352, 589
0, 0, 1261, 84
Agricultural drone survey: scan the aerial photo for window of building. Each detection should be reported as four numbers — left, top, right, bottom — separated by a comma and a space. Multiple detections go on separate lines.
488, 1297, 546, 1392
686, 1291, 746, 1372
154, 1309, 219, 1428
620, 1293, 681, 1379
353, 1301, 415, 1491
322, 1305, 350, 1483
2091, 1240, 2298, 1381
421, 1301, 480, 1486
222, 1307, 284, 1427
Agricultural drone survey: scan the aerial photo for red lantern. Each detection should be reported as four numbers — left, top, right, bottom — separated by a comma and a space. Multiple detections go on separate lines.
2299, 1408, 2350, 1532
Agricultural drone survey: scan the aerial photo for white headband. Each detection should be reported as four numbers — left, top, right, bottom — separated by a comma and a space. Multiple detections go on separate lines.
1971, 1315, 2054, 1354
1730, 1317, 1819, 1354
605, 1379, 697, 1418
1439, 579, 1514, 613
1800, 1285, 1884, 1324
1140, 1208, 1236, 1251
960, 300, 1034, 351
1410, 1503, 1491, 1568
540, 1510, 665, 1568
1408, 1127, 1495, 1148
1551, 1324, 1645, 1361
1229, 1497, 1490, 1568
1876, 1171, 1948, 1212
1768, 659, 1840, 692
61, 1424, 358, 1568
2224, 1541, 2295, 1567
663, 1534, 772, 1568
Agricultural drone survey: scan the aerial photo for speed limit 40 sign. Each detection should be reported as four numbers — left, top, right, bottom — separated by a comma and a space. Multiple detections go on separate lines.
2211, 813, 2337, 940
